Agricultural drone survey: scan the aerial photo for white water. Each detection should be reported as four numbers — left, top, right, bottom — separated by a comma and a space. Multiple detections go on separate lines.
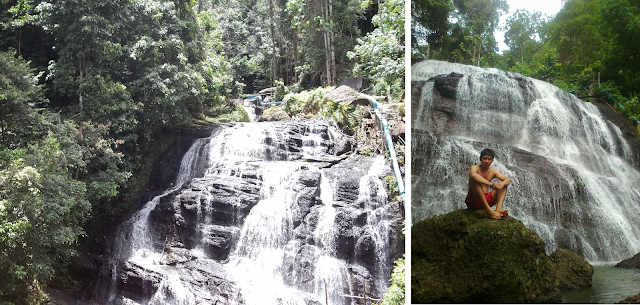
108, 121, 396, 304
243, 99, 257, 122
412, 60, 640, 262
107, 136, 211, 303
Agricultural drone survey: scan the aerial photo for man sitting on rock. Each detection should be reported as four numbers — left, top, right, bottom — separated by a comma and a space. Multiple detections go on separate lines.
465, 148, 511, 220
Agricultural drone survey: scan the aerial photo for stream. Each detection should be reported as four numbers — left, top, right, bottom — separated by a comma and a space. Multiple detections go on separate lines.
562, 264, 640, 303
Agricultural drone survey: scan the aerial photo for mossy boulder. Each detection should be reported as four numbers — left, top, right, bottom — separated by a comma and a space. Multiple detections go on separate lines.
260, 106, 291, 122
324, 85, 370, 105
550, 248, 593, 290
411, 209, 562, 303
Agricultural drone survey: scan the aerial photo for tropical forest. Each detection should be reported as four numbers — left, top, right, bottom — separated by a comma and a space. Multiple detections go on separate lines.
413, 0, 640, 125
0, 0, 406, 303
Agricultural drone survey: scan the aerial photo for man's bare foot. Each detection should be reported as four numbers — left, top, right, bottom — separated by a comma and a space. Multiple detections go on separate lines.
488, 211, 502, 220
497, 209, 509, 217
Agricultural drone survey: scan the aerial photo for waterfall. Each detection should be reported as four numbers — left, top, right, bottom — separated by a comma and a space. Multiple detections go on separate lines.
412, 60, 640, 263
243, 98, 257, 122
105, 120, 403, 304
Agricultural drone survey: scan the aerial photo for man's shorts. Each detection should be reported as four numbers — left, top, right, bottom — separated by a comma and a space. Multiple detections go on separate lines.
465, 191, 496, 210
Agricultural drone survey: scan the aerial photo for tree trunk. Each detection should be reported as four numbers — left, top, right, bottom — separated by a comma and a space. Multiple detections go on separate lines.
268, 0, 278, 83
292, 29, 299, 83
322, 0, 331, 86
79, 56, 84, 113
328, 0, 336, 85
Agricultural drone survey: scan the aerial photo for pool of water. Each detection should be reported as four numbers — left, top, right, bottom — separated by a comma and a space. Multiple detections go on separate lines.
562, 264, 640, 303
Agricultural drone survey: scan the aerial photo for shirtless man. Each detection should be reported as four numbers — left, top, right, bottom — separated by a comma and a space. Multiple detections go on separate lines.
465, 148, 510, 220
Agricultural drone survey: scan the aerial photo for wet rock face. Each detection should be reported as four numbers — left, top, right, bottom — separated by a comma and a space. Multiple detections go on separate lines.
115, 259, 246, 305
411, 209, 562, 304
107, 121, 404, 304
432, 72, 463, 99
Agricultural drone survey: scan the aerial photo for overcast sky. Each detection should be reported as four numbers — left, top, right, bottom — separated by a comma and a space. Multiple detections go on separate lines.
496, 0, 565, 53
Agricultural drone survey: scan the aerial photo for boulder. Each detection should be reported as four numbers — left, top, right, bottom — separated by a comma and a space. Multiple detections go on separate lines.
391, 120, 405, 141
616, 251, 640, 270
411, 209, 562, 303
260, 106, 291, 121
339, 76, 363, 90
258, 87, 277, 95
324, 85, 370, 105
549, 248, 594, 290
333, 139, 353, 156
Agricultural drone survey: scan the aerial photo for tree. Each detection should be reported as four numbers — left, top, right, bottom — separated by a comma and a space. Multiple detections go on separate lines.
0, 50, 94, 303
412, 0, 508, 66
601, 0, 640, 91
504, 9, 545, 65
0, 50, 45, 148
349, 0, 405, 99
451, 0, 508, 66
412, 0, 454, 57
548, 0, 606, 83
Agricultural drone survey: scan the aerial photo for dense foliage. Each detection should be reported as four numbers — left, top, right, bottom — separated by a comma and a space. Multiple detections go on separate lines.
349, 0, 405, 99
1, 0, 404, 302
412, 0, 508, 66
413, 0, 640, 125
214, 0, 404, 98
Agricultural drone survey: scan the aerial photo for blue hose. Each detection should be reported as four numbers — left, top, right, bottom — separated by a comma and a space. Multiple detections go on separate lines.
364, 94, 406, 202
247, 94, 284, 106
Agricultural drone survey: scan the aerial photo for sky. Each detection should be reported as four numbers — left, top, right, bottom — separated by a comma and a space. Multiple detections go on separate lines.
496, 0, 565, 53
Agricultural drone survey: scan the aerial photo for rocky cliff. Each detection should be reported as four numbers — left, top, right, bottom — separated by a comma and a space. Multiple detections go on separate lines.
100, 121, 404, 304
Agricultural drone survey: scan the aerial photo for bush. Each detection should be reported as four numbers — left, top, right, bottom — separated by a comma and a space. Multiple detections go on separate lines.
382, 255, 405, 305
216, 103, 250, 123
283, 87, 333, 117
274, 78, 288, 101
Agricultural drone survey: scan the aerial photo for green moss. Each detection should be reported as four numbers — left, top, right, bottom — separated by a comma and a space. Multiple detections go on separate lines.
412, 209, 561, 303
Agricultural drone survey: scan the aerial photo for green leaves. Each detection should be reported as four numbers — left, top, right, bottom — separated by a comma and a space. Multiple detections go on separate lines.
348, 0, 405, 99
0, 134, 90, 301
413, 0, 507, 66
0, 50, 46, 149
382, 255, 406, 305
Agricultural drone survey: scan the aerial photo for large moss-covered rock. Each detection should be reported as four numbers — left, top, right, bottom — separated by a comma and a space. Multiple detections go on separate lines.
549, 248, 593, 290
412, 209, 562, 303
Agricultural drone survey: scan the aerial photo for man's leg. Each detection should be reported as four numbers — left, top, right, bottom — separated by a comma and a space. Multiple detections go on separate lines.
471, 181, 501, 219
492, 186, 509, 217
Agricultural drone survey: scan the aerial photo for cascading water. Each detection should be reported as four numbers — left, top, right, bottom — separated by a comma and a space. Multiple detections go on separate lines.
412, 60, 640, 263
104, 120, 403, 304
243, 98, 257, 122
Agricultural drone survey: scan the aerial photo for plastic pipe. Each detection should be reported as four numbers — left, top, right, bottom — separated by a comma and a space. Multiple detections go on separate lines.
363, 94, 406, 202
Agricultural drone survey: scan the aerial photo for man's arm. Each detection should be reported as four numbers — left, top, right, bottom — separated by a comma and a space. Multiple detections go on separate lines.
469, 165, 493, 187
492, 170, 511, 189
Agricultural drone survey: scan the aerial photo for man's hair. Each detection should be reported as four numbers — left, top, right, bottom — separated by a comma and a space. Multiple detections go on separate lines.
480, 148, 495, 159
